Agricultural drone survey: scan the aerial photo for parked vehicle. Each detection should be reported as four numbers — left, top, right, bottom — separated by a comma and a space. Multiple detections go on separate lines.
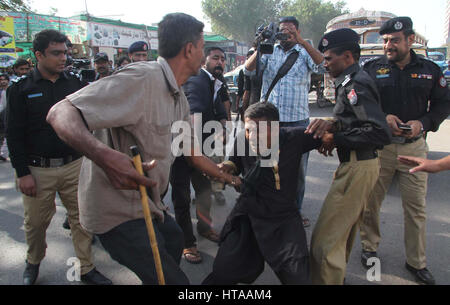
428, 51, 448, 72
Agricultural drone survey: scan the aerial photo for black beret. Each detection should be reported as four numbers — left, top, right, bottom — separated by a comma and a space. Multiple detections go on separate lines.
318, 28, 360, 53
379, 17, 413, 35
128, 41, 149, 54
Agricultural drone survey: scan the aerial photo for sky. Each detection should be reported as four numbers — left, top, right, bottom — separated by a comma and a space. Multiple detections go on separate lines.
29, 0, 447, 47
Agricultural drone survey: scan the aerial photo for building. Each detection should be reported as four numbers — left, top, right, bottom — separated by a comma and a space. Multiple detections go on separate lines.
326, 8, 428, 46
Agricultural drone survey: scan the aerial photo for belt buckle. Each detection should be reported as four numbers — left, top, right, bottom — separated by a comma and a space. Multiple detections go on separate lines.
49, 158, 64, 167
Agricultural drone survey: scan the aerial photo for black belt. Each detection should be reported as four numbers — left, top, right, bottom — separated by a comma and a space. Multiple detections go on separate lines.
391, 135, 423, 144
337, 148, 378, 163
29, 154, 81, 168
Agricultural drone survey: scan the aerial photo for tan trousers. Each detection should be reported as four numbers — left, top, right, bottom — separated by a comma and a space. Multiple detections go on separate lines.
22, 158, 94, 275
310, 152, 380, 285
360, 138, 428, 269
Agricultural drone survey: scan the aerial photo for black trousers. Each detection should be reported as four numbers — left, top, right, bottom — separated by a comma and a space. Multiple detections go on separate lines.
97, 215, 189, 285
170, 156, 213, 248
202, 215, 310, 285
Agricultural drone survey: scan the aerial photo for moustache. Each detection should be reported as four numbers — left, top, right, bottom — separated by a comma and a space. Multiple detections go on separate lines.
214, 66, 224, 71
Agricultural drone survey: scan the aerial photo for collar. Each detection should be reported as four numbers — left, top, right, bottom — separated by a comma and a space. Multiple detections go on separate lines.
202, 68, 215, 81
157, 56, 180, 96
32, 68, 68, 82
334, 63, 360, 88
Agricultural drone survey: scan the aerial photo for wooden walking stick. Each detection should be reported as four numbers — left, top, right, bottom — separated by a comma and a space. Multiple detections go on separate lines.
130, 146, 165, 285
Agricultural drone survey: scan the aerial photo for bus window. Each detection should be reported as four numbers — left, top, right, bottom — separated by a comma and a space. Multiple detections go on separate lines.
365, 32, 383, 44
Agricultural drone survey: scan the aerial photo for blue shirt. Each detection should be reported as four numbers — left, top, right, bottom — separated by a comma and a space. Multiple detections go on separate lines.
245, 44, 325, 122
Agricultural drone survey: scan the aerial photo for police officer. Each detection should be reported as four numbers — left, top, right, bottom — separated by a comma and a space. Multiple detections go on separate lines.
305, 28, 391, 285
359, 17, 450, 285
128, 41, 150, 62
6, 29, 111, 285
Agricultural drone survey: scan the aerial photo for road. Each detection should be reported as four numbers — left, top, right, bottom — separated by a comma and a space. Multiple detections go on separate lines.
0, 101, 449, 285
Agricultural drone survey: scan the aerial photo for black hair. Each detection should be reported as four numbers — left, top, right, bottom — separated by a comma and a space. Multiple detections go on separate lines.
65, 38, 73, 48
0, 73, 10, 81
117, 56, 131, 66
13, 58, 30, 69
158, 13, 204, 59
244, 102, 279, 122
329, 44, 361, 62
279, 16, 299, 30
32, 29, 68, 55
205, 46, 225, 57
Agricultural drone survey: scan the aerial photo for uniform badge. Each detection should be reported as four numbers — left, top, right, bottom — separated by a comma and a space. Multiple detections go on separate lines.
394, 21, 403, 30
322, 39, 328, 47
440, 76, 447, 88
347, 89, 358, 105
342, 75, 351, 87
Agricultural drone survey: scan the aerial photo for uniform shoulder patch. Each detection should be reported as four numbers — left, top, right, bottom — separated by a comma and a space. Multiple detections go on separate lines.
347, 89, 358, 105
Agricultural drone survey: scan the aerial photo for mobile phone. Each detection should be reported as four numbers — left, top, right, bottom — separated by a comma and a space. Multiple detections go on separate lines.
398, 123, 412, 131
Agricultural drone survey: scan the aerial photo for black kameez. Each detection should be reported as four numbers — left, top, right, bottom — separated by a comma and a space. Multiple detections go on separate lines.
203, 127, 321, 285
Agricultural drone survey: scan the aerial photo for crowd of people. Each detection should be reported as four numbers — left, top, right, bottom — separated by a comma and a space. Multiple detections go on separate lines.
0, 12, 449, 286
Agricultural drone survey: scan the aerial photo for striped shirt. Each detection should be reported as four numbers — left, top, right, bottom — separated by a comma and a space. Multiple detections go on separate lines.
245, 44, 325, 122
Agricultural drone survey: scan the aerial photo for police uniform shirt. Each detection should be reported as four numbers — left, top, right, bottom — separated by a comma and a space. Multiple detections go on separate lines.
6, 69, 87, 178
363, 50, 450, 132
333, 63, 391, 151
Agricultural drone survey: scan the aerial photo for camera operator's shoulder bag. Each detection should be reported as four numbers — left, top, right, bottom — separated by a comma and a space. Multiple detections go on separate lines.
263, 50, 299, 102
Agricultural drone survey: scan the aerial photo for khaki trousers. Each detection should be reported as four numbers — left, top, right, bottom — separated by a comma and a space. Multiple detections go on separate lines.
360, 138, 428, 269
310, 152, 380, 285
22, 158, 94, 275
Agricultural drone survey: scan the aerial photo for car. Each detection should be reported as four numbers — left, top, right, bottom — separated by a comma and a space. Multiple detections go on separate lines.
428, 51, 448, 72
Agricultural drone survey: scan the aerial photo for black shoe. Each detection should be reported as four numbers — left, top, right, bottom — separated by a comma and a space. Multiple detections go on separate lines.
62, 216, 70, 230
81, 268, 112, 285
23, 261, 40, 285
213, 192, 226, 206
405, 263, 435, 285
361, 250, 378, 269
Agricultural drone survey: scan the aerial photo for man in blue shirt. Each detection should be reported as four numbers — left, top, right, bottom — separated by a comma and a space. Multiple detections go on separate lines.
244, 16, 325, 226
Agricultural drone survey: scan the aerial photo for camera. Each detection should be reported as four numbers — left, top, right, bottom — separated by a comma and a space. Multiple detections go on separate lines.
255, 22, 289, 54
66, 57, 96, 83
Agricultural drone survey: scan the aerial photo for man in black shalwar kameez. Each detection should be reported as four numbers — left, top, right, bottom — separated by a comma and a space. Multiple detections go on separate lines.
202, 102, 323, 285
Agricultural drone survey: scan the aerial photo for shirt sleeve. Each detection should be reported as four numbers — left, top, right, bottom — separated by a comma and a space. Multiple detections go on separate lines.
303, 48, 326, 74
333, 79, 391, 149
290, 127, 322, 153
5, 84, 30, 177
67, 64, 149, 131
418, 69, 450, 132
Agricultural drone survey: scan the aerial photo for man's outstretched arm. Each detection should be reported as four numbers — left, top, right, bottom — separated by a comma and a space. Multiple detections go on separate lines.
47, 99, 156, 190
398, 155, 450, 173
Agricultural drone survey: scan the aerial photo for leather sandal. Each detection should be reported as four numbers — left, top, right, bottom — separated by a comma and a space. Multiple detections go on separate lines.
199, 229, 220, 243
183, 247, 202, 264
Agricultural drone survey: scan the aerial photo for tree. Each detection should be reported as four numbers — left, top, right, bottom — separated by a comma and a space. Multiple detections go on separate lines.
201, 0, 288, 44
281, 0, 348, 47
0, 0, 33, 12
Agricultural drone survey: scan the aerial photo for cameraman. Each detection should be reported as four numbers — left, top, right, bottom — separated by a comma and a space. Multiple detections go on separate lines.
244, 16, 325, 226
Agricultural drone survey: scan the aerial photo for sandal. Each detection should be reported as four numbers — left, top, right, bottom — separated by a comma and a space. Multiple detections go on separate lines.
183, 247, 202, 264
199, 229, 220, 243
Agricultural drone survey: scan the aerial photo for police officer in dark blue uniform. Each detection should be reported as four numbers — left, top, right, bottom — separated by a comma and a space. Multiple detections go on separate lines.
307, 28, 391, 284
6, 29, 111, 285
359, 17, 450, 285
128, 41, 150, 62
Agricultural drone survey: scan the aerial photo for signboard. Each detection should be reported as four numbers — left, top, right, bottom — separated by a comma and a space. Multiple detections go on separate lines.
0, 16, 17, 67
89, 22, 150, 48
5, 12, 88, 44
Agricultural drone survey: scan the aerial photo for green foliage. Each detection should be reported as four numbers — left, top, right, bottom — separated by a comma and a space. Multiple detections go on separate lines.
281, 0, 348, 47
201, 0, 348, 46
0, 0, 33, 12
201, 0, 287, 44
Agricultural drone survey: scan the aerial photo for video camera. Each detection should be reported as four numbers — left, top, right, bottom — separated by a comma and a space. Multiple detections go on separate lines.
66, 57, 96, 83
255, 22, 289, 54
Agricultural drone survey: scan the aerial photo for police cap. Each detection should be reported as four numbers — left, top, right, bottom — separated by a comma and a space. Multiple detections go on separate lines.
128, 41, 149, 54
379, 17, 413, 35
94, 52, 109, 62
318, 28, 360, 53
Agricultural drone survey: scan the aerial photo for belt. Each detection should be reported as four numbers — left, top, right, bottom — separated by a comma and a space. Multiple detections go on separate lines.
29, 154, 81, 168
337, 148, 378, 163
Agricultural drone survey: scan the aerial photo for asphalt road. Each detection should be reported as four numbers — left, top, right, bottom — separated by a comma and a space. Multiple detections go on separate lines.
0, 101, 449, 285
